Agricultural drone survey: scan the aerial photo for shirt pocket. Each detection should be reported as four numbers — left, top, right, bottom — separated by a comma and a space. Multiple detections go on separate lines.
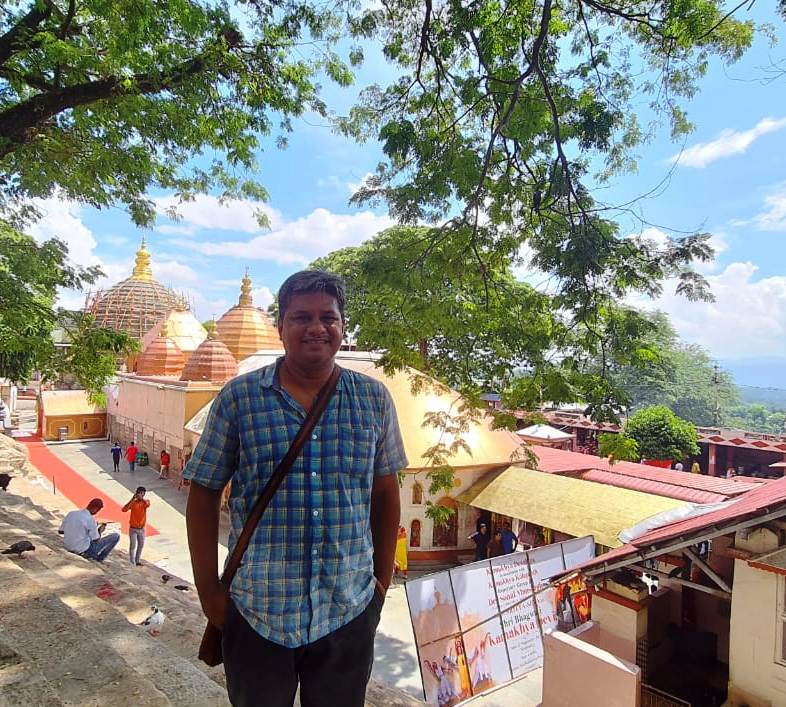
343, 428, 377, 479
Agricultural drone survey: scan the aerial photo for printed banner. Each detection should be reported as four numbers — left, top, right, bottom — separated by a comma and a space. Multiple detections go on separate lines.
406, 535, 594, 706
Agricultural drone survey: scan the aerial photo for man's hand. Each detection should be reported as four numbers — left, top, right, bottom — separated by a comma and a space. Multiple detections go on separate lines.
200, 581, 229, 630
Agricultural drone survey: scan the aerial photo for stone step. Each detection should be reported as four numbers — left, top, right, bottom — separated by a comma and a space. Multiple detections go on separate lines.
0, 552, 229, 705
0, 556, 170, 706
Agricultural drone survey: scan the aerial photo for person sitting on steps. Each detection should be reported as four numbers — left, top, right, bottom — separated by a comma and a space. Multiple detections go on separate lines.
59, 498, 120, 562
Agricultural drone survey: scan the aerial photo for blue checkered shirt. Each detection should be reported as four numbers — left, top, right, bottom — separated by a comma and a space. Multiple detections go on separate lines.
183, 360, 408, 648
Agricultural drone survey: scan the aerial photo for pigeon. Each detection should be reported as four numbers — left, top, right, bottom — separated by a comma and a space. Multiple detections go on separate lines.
139, 605, 165, 636
161, 574, 171, 584
173, 585, 190, 592
1, 540, 35, 557
0, 473, 11, 491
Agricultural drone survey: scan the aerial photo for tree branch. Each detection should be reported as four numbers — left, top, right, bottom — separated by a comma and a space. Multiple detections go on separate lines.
0, 52, 210, 148
0, 1, 53, 68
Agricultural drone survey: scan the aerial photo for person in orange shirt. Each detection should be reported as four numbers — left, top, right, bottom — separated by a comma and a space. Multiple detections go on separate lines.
159, 450, 171, 479
122, 486, 150, 566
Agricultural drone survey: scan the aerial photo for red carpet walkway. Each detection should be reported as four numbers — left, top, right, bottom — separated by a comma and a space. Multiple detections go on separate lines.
18, 436, 159, 536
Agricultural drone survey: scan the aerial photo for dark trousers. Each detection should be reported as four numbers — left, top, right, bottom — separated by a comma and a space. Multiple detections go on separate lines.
222, 593, 383, 707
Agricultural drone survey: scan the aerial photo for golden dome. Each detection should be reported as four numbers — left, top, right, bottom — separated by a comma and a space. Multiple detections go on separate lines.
136, 321, 186, 376
180, 331, 238, 384
142, 307, 207, 358
215, 271, 281, 361
88, 238, 182, 341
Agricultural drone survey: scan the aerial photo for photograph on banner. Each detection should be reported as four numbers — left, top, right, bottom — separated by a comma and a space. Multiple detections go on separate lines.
489, 552, 534, 612
419, 635, 473, 707
451, 561, 498, 631
407, 572, 461, 645
500, 594, 544, 677
535, 586, 559, 634
463, 616, 512, 695
553, 574, 592, 631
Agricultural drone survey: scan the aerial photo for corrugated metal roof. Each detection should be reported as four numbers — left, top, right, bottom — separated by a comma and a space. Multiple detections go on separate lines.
571, 475, 786, 574
455, 466, 688, 548
578, 469, 727, 505
531, 445, 762, 496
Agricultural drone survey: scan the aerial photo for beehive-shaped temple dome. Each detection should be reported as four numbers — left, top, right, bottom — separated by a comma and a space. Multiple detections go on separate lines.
87, 238, 182, 341
136, 321, 186, 376
215, 271, 281, 361
180, 330, 238, 384
142, 305, 207, 361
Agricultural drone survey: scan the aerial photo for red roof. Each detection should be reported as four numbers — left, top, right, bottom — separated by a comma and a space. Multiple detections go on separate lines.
531, 446, 762, 497
573, 475, 786, 574
578, 469, 727, 505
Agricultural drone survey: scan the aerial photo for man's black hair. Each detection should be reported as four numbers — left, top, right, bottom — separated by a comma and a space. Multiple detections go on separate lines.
277, 270, 346, 321
136, 486, 146, 494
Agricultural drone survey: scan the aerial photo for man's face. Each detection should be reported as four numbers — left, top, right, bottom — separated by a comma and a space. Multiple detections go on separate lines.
278, 292, 344, 370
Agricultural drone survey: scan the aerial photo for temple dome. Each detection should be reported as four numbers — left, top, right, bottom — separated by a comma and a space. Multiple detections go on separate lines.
180, 330, 238, 384
136, 321, 186, 376
215, 271, 281, 361
87, 238, 182, 341
142, 306, 207, 360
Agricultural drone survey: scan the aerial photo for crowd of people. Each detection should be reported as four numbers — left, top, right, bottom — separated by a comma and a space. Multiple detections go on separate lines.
467, 519, 519, 561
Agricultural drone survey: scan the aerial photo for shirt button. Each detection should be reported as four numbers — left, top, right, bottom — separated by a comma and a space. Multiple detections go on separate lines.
312, 433, 318, 440
313, 548, 318, 555
313, 510, 319, 517
311, 471, 317, 477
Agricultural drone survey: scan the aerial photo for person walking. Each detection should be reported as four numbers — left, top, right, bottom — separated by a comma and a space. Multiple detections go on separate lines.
111, 442, 122, 472
159, 450, 171, 479
122, 486, 150, 566
184, 270, 407, 707
125, 441, 138, 473
58, 498, 120, 562
468, 524, 490, 562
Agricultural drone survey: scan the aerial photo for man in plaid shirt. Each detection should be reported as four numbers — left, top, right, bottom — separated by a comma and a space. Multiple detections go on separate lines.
184, 270, 407, 707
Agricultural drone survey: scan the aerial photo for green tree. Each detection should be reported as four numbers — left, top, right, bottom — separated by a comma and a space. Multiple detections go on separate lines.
599, 311, 738, 425
339, 0, 757, 391
621, 405, 700, 462
0, 221, 136, 400
0, 0, 358, 226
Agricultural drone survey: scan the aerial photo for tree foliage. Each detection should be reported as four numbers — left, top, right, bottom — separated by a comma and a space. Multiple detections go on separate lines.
595, 311, 738, 426
0, 221, 136, 400
0, 0, 360, 226
619, 405, 699, 461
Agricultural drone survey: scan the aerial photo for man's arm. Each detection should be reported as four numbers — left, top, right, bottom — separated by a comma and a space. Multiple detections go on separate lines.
186, 481, 228, 629
122, 500, 132, 512
370, 473, 400, 598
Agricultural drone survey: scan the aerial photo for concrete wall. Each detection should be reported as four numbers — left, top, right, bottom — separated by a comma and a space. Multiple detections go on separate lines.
590, 593, 647, 664
42, 413, 106, 441
542, 631, 640, 707
729, 559, 786, 704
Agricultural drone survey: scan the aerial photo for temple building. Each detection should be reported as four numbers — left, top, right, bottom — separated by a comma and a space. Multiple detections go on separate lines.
135, 321, 186, 377
140, 306, 207, 363
86, 238, 183, 342
215, 271, 281, 361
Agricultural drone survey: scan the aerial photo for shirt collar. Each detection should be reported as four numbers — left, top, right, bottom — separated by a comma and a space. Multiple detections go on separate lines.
259, 356, 346, 392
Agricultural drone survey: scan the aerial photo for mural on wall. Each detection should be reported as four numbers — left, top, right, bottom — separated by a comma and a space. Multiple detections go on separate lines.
411, 519, 422, 547
433, 497, 458, 547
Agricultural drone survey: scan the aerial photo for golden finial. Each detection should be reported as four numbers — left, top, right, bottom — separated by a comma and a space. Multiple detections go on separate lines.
131, 237, 153, 281
238, 268, 253, 306
160, 319, 170, 337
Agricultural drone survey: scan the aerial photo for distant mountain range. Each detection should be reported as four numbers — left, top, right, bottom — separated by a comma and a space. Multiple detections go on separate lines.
722, 358, 786, 389
719, 359, 786, 410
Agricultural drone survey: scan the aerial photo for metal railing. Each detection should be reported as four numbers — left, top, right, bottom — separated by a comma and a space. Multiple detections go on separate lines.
641, 684, 691, 707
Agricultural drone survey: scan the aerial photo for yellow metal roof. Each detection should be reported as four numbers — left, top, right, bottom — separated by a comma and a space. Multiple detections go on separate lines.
456, 466, 688, 547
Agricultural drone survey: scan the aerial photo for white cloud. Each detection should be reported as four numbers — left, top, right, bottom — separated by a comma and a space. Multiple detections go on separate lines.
346, 172, 374, 195
27, 197, 100, 267
153, 194, 283, 233
626, 227, 728, 274
752, 184, 786, 232
152, 259, 199, 286
639, 261, 786, 358
252, 286, 275, 309
670, 117, 786, 168
166, 207, 393, 266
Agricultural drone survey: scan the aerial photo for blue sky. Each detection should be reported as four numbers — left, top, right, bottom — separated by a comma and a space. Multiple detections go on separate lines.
29, 6, 786, 386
